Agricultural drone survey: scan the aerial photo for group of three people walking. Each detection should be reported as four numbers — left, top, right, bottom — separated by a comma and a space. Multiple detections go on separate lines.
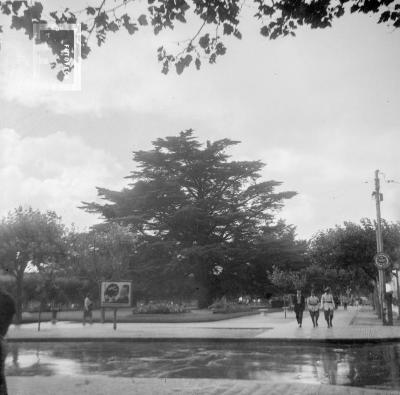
293, 287, 335, 328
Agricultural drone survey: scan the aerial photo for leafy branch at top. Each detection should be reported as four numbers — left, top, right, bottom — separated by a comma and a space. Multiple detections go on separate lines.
0, 0, 399, 79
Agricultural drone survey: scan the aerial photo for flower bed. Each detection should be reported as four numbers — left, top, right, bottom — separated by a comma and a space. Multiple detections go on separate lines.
132, 302, 190, 314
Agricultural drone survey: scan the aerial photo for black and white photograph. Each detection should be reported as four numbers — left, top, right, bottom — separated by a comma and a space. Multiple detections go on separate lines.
0, 0, 399, 394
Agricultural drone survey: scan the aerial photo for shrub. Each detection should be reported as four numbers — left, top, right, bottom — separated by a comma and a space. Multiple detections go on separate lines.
132, 301, 190, 314
270, 299, 284, 308
208, 297, 253, 314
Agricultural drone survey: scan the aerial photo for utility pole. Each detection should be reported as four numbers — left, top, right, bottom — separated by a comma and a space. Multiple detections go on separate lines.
374, 169, 386, 325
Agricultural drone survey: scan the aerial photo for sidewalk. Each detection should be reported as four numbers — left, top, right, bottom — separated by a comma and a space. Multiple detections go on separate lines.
352, 307, 400, 326
7, 306, 400, 342
8, 377, 400, 395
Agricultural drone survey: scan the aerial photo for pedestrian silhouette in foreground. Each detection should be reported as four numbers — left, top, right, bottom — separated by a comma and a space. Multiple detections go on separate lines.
0, 289, 16, 395
307, 289, 320, 327
293, 289, 305, 328
321, 287, 335, 328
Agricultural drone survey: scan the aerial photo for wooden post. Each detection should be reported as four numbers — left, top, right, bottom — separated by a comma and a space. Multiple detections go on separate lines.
51, 305, 57, 324
101, 307, 105, 324
113, 308, 117, 330
283, 295, 287, 319
38, 305, 41, 332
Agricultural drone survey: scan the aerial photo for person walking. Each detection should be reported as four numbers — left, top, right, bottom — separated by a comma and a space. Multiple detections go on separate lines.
307, 289, 320, 327
321, 287, 335, 328
342, 294, 348, 310
334, 294, 340, 310
293, 289, 305, 328
83, 294, 93, 325
0, 289, 16, 395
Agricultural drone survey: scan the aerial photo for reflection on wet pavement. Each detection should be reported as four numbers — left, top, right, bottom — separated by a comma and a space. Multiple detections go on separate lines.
6, 342, 400, 390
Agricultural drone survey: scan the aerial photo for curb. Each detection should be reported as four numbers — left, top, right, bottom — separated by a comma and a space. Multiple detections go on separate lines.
7, 336, 400, 344
14, 310, 263, 325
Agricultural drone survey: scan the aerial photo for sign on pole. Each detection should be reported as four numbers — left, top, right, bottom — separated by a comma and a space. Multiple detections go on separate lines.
100, 281, 132, 308
374, 253, 391, 270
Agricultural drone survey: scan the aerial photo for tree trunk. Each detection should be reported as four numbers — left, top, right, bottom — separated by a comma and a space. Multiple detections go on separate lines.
374, 281, 381, 319
15, 273, 24, 324
38, 304, 42, 332
197, 287, 213, 309
370, 292, 375, 310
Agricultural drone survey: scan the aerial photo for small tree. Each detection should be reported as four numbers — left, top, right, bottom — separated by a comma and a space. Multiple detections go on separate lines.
0, 207, 65, 323
308, 219, 400, 297
268, 265, 307, 315
269, 265, 307, 294
65, 223, 137, 281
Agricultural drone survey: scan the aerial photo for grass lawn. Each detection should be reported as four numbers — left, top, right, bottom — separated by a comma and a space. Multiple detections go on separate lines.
18, 308, 265, 324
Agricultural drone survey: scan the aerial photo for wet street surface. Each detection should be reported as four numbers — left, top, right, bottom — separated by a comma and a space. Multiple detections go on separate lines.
6, 341, 400, 390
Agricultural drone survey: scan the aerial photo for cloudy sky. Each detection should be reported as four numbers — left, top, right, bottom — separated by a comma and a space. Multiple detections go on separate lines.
0, 1, 399, 239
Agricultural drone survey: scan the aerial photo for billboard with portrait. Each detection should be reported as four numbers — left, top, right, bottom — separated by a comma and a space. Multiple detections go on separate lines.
100, 281, 132, 307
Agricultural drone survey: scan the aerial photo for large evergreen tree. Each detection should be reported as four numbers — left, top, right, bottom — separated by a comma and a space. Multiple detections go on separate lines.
82, 130, 297, 305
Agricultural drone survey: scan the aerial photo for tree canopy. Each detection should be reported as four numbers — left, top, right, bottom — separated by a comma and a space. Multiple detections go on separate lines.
0, 207, 66, 322
65, 222, 138, 283
0, 0, 398, 79
270, 219, 400, 297
308, 219, 400, 293
82, 130, 298, 305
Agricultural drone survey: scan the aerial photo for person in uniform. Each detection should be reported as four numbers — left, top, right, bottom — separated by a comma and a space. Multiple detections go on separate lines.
321, 287, 335, 328
307, 289, 320, 327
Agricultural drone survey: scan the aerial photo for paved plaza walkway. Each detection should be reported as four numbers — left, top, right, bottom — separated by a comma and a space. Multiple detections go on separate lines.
6, 306, 400, 342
